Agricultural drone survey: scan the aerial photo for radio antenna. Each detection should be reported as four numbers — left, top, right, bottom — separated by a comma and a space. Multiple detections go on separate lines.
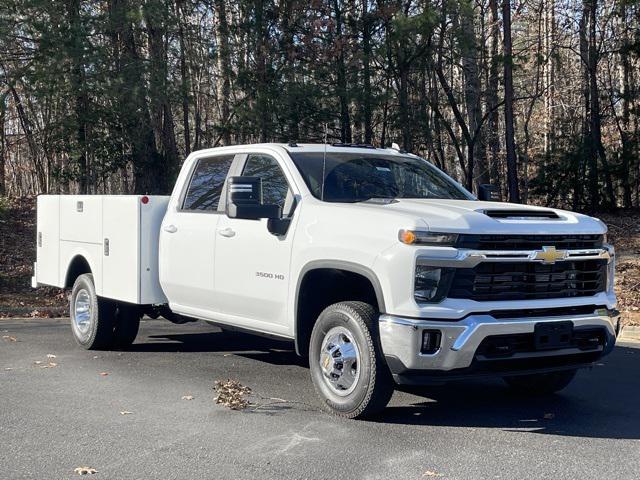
321, 123, 328, 201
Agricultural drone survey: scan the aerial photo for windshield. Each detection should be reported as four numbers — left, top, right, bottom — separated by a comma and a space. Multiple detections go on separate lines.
288, 151, 472, 202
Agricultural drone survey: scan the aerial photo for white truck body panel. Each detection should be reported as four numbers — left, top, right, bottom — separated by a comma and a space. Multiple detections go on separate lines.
34, 195, 169, 305
33, 144, 617, 367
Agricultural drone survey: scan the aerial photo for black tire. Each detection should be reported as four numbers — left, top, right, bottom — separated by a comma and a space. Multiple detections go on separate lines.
309, 301, 394, 419
503, 369, 577, 395
113, 303, 141, 348
70, 274, 116, 350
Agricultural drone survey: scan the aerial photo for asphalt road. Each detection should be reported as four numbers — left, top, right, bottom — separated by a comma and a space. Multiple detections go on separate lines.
1, 318, 639, 480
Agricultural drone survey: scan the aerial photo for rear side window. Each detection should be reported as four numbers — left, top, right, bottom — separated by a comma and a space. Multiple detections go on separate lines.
182, 155, 235, 211
242, 154, 290, 210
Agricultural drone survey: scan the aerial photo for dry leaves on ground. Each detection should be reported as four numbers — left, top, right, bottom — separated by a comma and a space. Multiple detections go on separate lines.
213, 379, 252, 410
99, 372, 109, 377
422, 470, 443, 477
120, 411, 133, 415
181, 395, 194, 400
2, 335, 17, 342
74, 467, 98, 475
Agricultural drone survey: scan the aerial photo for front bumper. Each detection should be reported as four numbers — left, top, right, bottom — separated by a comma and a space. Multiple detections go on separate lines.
379, 308, 619, 383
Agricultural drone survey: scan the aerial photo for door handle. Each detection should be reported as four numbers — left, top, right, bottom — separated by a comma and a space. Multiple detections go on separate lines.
218, 227, 236, 238
163, 224, 178, 233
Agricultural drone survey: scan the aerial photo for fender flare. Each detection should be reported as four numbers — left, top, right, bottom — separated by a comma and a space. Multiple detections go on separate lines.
293, 260, 386, 354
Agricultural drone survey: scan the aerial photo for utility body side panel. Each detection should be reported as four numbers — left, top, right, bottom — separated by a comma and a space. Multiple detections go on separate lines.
34, 194, 169, 305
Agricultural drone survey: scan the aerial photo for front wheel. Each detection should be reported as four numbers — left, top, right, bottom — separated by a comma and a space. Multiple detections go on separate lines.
503, 369, 577, 395
309, 301, 394, 419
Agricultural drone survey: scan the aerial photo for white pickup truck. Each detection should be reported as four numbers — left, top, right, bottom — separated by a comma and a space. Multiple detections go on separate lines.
32, 143, 620, 418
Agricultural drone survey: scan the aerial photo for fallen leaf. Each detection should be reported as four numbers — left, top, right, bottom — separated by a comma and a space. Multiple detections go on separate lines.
213, 379, 252, 410
47, 354, 57, 359
120, 411, 133, 415
422, 470, 443, 477
34, 361, 42, 365
543, 413, 555, 420
74, 466, 98, 475
40, 362, 58, 368
99, 372, 109, 377
92, 356, 99, 359
181, 395, 194, 401
2, 335, 17, 342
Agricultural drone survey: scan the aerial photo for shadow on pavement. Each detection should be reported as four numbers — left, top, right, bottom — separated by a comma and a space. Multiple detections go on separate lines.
130, 326, 640, 439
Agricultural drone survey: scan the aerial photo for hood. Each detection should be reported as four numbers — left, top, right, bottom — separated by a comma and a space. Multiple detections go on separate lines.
352, 199, 607, 235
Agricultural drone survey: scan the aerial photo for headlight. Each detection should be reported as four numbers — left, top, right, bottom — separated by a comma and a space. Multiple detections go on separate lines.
415, 265, 453, 303
399, 230, 458, 246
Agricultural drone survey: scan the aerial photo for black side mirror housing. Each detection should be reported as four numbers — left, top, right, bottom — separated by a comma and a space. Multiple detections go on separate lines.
226, 176, 281, 220
478, 184, 501, 202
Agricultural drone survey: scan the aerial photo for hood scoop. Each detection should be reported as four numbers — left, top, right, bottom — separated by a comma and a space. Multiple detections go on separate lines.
482, 209, 560, 220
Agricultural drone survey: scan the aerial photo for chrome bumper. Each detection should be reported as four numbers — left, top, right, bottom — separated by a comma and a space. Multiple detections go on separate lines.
379, 309, 619, 376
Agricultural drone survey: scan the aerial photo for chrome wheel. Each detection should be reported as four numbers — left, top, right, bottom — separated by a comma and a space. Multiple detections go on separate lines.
73, 289, 92, 338
319, 326, 361, 396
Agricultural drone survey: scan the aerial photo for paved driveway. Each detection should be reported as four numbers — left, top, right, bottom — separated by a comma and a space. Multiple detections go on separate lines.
1, 318, 639, 479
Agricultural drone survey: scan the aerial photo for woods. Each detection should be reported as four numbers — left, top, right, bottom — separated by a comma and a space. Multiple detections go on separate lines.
0, 0, 639, 211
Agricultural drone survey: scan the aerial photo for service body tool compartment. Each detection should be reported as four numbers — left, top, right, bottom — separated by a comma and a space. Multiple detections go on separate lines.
35, 196, 61, 287
101, 196, 169, 304
34, 195, 169, 305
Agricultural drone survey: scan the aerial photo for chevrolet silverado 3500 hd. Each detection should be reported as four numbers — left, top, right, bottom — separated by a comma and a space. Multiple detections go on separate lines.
32, 143, 620, 418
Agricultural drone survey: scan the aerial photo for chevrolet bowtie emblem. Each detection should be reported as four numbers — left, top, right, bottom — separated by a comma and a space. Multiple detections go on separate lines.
533, 246, 568, 264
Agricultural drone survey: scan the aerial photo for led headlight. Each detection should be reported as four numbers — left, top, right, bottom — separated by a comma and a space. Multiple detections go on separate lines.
399, 230, 458, 246
415, 265, 455, 303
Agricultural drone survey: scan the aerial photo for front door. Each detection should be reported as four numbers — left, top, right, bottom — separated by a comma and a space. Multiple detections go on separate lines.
213, 153, 298, 335
159, 153, 236, 312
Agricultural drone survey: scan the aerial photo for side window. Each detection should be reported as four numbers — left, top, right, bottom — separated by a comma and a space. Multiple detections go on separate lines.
242, 154, 292, 215
182, 155, 235, 211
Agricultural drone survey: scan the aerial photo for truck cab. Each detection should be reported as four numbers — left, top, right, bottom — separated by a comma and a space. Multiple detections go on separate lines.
33, 143, 620, 418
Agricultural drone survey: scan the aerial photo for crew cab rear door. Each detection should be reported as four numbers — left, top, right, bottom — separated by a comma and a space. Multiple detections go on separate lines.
159, 153, 238, 312
213, 152, 299, 335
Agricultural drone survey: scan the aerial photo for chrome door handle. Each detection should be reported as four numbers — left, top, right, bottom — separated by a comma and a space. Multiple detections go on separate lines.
163, 224, 177, 233
218, 227, 236, 238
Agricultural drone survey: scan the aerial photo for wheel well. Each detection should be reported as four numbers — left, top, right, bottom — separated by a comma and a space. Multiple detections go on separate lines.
295, 268, 381, 356
64, 256, 91, 288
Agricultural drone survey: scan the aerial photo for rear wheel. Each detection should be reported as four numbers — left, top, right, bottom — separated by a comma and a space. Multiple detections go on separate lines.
503, 369, 577, 395
309, 301, 394, 419
113, 303, 141, 348
70, 274, 115, 350
70, 274, 141, 350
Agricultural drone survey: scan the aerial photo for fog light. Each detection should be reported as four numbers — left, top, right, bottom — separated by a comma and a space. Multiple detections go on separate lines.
421, 330, 442, 354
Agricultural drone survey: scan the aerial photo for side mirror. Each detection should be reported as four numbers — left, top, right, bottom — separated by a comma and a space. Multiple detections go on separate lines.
226, 176, 281, 220
478, 184, 501, 202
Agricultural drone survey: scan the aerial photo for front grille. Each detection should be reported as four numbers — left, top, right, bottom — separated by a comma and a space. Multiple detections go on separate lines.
449, 260, 607, 301
455, 234, 604, 250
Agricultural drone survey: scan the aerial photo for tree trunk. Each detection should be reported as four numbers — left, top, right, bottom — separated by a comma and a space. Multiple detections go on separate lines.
177, 0, 190, 155
487, 0, 501, 191
619, 1, 632, 208
215, 0, 232, 145
145, 0, 179, 189
503, 0, 520, 203
0, 92, 5, 196
66, 0, 90, 194
459, 0, 488, 190
333, 0, 352, 143
255, 0, 269, 142
586, 0, 616, 210
361, 0, 373, 144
